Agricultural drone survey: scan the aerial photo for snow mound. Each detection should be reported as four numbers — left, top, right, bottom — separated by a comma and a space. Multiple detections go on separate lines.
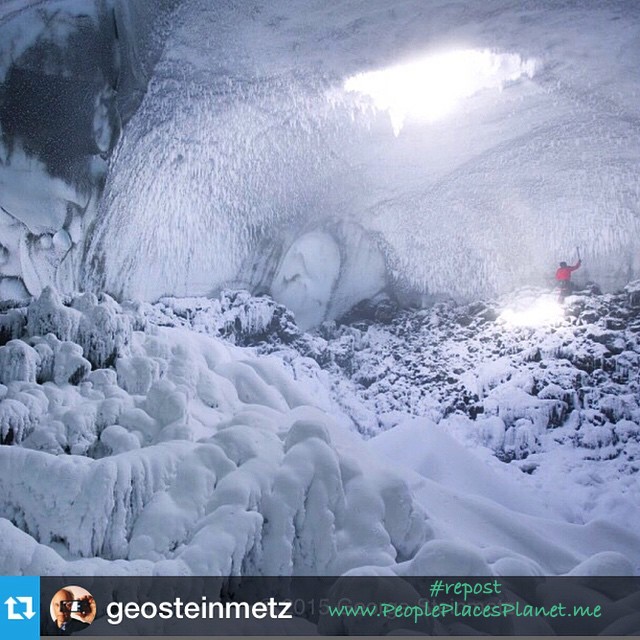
0, 290, 432, 576
26, 287, 132, 368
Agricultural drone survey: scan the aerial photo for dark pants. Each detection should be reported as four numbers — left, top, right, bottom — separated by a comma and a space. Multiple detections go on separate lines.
557, 279, 574, 300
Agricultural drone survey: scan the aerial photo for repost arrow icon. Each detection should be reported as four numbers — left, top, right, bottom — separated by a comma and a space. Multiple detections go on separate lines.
17, 597, 36, 620
4, 596, 23, 620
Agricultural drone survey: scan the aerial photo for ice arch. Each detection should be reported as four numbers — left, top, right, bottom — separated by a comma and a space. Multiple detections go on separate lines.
1, 0, 640, 322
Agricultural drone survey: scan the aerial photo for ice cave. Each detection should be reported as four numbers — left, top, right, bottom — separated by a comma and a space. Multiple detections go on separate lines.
1, 0, 640, 602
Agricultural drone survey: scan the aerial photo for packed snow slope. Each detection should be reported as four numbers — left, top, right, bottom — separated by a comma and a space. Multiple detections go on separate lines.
2, 1, 640, 326
0, 285, 639, 577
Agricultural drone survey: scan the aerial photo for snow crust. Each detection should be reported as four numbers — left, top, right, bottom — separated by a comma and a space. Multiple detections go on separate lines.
1, 286, 638, 577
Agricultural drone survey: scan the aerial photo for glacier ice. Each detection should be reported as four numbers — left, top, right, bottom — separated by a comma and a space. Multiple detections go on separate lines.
82, 0, 640, 315
2, 0, 640, 321
0, 0, 172, 301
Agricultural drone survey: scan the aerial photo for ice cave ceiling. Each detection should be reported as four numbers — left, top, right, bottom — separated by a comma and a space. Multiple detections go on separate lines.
1, 0, 639, 328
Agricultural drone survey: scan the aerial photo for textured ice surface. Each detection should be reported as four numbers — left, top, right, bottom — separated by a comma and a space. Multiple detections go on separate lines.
271, 231, 342, 330
269, 284, 640, 553
0, 0, 173, 300
83, 0, 640, 317
0, 290, 433, 575
1, 0, 640, 580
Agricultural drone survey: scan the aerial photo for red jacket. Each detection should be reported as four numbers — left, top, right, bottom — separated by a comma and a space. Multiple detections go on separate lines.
555, 260, 581, 281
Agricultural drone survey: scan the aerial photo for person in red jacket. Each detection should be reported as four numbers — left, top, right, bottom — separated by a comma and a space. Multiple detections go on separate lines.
555, 259, 581, 299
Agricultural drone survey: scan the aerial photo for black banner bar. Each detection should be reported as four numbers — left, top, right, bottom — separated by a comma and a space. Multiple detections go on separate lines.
40, 576, 640, 636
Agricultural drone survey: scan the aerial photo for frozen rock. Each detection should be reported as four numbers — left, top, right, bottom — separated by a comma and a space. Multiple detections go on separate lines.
53, 342, 91, 385
100, 425, 141, 455
625, 280, 640, 308
74, 292, 132, 368
216, 361, 289, 412
0, 307, 27, 345
87, 368, 118, 388
144, 379, 188, 427
63, 402, 99, 455
284, 418, 331, 451
613, 419, 640, 443
116, 356, 161, 395
20, 420, 67, 455
0, 339, 40, 384
27, 288, 81, 341
503, 419, 539, 460
148, 291, 300, 347
0, 397, 33, 445
0, 288, 638, 579
26, 288, 132, 369
31, 340, 55, 383
119, 407, 160, 442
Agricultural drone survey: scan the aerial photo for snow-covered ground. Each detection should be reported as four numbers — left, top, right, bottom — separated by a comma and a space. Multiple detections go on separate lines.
273, 284, 640, 543
1, 285, 638, 576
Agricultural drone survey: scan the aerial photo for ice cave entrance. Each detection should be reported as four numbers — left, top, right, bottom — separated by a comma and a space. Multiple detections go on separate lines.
344, 49, 536, 135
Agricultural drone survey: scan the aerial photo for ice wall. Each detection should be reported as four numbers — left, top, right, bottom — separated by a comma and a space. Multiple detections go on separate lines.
2, 1, 640, 326
85, 0, 640, 321
0, 0, 172, 301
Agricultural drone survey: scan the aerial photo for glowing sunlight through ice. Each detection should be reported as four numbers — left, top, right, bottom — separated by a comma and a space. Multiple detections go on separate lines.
344, 49, 536, 135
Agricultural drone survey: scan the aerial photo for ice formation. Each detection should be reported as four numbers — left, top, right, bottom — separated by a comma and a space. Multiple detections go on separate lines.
0, 289, 434, 576
85, 0, 640, 314
0, 0, 171, 301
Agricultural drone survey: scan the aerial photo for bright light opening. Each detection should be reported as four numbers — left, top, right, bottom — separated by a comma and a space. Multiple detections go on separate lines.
344, 49, 536, 135
498, 294, 565, 328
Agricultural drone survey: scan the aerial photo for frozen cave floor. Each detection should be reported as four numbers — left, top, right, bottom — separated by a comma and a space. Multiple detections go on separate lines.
0, 283, 639, 577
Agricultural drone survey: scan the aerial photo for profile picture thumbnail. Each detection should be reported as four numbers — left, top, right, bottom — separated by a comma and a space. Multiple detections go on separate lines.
50, 585, 96, 635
